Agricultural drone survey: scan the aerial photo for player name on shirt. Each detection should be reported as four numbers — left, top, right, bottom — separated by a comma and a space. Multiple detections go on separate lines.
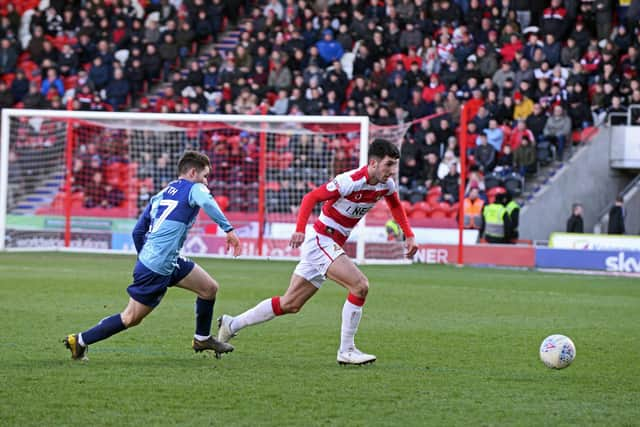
315, 166, 395, 246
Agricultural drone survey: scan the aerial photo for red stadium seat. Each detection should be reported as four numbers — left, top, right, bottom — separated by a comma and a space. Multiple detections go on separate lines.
63, 75, 78, 90
427, 190, 442, 207
448, 203, 459, 219
410, 201, 431, 216
368, 208, 390, 220
430, 202, 451, 219
408, 209, 428, 219
2, 73, 15, 87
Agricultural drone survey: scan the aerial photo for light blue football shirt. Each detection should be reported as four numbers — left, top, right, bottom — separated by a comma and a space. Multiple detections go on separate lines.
132, 178, 233, 275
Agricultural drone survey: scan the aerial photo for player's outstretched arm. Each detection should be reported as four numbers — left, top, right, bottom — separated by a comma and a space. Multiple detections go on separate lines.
384, 192, 418, 259
289, 231, 305, 248
404, 236, 418, 259
225, 230, 241, 257
190, 184, 241, 255
131, 204, 152, 253
290, 184, 339, 248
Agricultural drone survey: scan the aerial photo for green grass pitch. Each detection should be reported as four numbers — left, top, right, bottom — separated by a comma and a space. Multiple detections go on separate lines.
0, 252, 639, 426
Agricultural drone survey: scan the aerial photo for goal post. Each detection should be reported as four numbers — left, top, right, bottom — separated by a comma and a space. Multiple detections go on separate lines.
1, 108, 414, 263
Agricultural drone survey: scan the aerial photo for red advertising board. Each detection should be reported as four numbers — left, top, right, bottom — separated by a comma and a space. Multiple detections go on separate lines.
182, 235, 535, 268
415, 244, 536, 267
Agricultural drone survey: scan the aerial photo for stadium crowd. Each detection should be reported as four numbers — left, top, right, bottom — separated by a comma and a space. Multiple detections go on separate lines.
1, 0, 638, 227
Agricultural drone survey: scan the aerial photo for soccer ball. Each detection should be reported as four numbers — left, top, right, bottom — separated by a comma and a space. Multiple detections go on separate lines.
539, 334, 576, 369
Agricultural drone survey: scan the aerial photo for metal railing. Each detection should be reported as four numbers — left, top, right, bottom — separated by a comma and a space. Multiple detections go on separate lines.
606, 104, 640, 126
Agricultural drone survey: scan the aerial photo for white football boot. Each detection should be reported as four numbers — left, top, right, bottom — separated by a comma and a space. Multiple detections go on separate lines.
337, 348, 377, 365
217, 314, 237, 343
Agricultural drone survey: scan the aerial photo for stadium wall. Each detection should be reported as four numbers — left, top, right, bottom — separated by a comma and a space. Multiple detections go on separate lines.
520, 129, 629, 241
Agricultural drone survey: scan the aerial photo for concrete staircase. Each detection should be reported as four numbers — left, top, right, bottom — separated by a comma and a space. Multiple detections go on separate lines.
10, 170, 64, 215
144, 22, 247, 106
519, 128, 631, 241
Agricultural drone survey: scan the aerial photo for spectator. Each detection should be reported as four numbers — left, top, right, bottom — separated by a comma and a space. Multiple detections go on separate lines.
463, 186, 484, 229
481, 193, 510, 243
386, 218, 404, 241
399, 21, 423, 52
159, 33, 179, 80
441, 162, 460, 204
513, 91, 534, 121
106, 68, 131, 110
541, 0, 568, 40
608, 195, 626, 234
493, 60, 515, 90
514, 58, 534, 88
542, 33, 562, 67
423, 152, 440, 189
58, 44, 79, 76
104, 183, 125, 208
142, 43, 162, 86
526, 103, 548, 140
176, 21, 196, 64
95, 40, 114, 71
495, 144, 514, 174
561, 37, 581, 66
514, 136, 537, 176
437, 150, 460, 180
475, 133, 497, 173
44, 6, 63, 37
10, 70, 29, 103
476, 44, 498, 79
483, 118, 504, 152
495, 96, 515, 124
595, 0, 613, 41
316, 29, 344, 64
0, 38, 17, 74
566, 203, 584, 233
126, 58, 145, 99
473, 105, 491, 131
509, 120, 536, 150
75, 84, 94, 110
543, 105, 572, 159
40, 68, 65, 98
28, 26, 46, 63
607, 95, 628, 125
505, 193, 521, 243
89, 56, 111, 91
84, 171, 108, 208
23, 82, 48, 109
0, 80, 14, 109
185, 60, 204, 88
75, 33, 97, 65
143, 15, 161, 45
267, 58, 292, 91
263, 0, 284, 20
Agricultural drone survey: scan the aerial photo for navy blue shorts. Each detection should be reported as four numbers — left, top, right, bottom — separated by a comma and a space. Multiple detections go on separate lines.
127, 257, 195, 308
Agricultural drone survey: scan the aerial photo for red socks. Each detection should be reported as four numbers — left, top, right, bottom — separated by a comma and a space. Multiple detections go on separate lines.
271, 296, 284, 316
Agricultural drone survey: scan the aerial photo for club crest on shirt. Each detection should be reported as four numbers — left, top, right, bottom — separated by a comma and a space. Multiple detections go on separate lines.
355, 193, 362, 200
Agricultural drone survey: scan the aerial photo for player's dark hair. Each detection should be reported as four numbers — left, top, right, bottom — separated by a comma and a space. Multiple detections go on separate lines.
178, 151, 211, 175
368, 139, 400, 160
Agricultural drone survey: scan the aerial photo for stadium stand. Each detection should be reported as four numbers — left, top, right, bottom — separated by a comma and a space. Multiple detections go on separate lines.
0, 0, 629, 226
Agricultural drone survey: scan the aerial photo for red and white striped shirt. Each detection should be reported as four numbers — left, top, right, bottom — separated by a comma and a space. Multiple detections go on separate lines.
296, 165, 414, 247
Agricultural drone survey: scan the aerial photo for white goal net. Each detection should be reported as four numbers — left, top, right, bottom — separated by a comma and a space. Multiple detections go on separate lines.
1, 109, 416, 262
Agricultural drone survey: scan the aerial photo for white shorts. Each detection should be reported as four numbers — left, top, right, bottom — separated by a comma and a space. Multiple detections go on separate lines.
293, 230, 345, 288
